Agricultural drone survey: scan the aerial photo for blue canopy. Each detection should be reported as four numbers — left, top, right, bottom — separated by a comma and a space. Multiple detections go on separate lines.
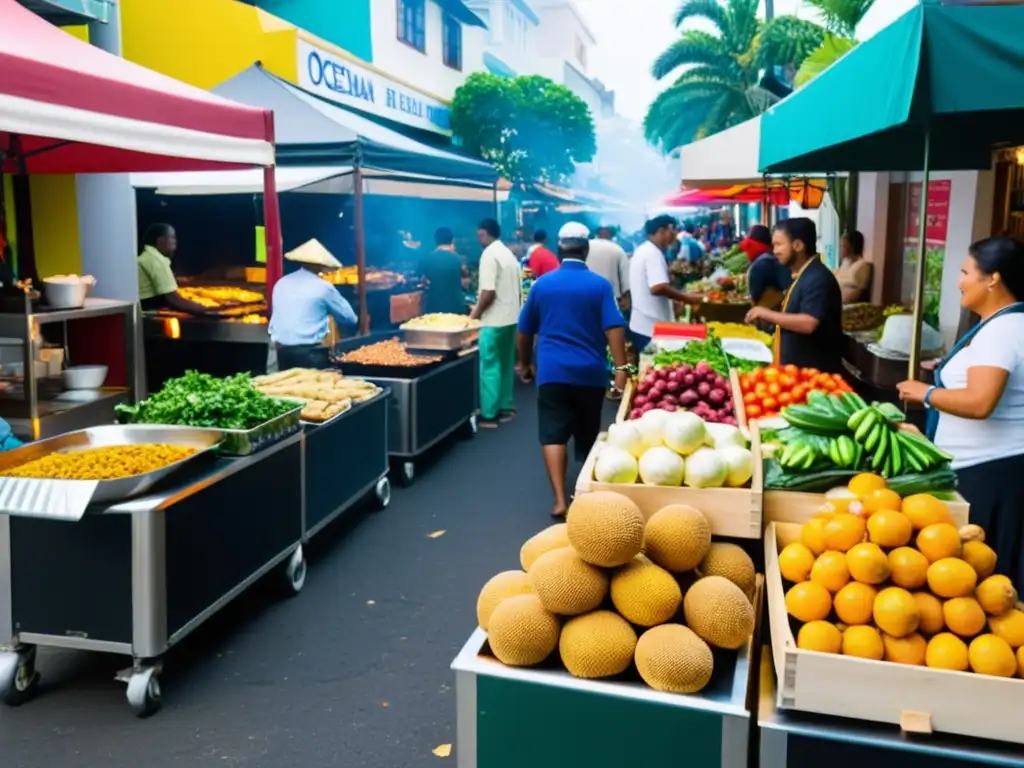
212, 65, 497, 186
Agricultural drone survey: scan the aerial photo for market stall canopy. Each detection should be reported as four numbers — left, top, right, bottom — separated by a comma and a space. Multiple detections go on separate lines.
759, 1, 1024, 173
663, 179, 826, 209
681, 117, 763, 186
211, 65, 497, 185
0, 0, 274, 173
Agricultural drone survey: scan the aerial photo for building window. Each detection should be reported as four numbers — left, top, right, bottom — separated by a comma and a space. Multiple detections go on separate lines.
442, 13, 463, 70
397, 0, 426, 52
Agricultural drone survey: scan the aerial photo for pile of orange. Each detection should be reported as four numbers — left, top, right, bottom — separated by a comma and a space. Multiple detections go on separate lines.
778, 473, 1024, 678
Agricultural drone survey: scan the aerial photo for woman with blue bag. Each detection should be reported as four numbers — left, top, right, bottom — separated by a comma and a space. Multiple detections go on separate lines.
898, 237, 1024, 593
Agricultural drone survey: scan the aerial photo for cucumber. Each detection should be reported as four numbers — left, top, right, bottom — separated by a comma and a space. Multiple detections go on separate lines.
864, 422, 884, 453
889, 430, 903, 477
887, 469, 958, 496
843, 392, 868, 412
900, 429, 954, 462
838, 435, 857, 467
854, 410, 882, 442
782, 406, 849, 435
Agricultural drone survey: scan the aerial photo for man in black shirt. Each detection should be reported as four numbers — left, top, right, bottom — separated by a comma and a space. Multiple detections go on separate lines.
745, 218, 843, 373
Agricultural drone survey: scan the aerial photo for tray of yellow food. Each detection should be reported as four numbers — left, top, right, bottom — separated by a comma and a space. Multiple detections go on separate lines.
177, 286, 265, 310
400, 313, 481, 350
0, 425, 224, 520
320, 267, 406, 290
252, 368, 383, 425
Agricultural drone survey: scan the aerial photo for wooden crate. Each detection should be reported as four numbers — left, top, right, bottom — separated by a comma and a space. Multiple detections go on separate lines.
764, 522, 1024, 745
575, 426, 763, 539
763, 490, 969, 527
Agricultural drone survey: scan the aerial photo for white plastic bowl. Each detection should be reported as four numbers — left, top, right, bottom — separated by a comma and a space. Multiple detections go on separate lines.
63, 365, 108, 390
43, 276, 96, 309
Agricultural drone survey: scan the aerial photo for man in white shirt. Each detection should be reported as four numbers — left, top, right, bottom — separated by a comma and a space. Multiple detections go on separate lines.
628, 215, 703, 352
471, 219, 523, 428
587, 226, 630, 307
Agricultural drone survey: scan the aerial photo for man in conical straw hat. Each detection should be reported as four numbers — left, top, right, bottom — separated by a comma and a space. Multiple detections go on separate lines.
269, 239, 358, 370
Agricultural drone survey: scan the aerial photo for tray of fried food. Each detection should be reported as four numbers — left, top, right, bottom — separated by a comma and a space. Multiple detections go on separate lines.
253, 368, 382, 406
298, 399, 352, 424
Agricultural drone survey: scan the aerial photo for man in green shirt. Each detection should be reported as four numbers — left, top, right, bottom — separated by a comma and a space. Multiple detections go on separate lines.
137, 223, 211, 314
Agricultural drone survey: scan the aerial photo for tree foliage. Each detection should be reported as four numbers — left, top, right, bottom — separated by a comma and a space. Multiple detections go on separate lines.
645, 0, 824, 152
450, 72, 596, 183
794, 0, 875, 86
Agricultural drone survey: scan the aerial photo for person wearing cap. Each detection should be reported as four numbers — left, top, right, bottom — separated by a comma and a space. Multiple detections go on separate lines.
518, 221, 628, 517
269, 239, 358, 370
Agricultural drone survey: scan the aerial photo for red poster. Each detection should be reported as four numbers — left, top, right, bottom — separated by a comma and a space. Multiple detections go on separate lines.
905, 179, 951, 244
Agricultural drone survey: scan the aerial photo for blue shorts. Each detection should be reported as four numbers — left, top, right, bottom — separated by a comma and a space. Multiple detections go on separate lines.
630, 331, 651, 353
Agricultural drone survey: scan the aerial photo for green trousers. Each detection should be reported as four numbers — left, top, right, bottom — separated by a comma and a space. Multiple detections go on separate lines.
479, 324, 517, 419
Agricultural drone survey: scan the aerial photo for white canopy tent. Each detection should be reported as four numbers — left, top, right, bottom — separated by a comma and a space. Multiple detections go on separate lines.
680, 117, 763, 187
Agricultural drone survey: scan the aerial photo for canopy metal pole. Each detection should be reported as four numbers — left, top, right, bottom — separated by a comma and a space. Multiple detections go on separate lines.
908, 128, 932, 379
353, 159, 369, 335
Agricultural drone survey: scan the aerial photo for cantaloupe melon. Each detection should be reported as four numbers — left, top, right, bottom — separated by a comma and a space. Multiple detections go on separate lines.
610, 556, 683, 627
520, 523, 570, 571
476, 570, 533, 631
643, 504, 711, 572
634, 624, 714, 694
528, 547, 608, 616
699, 543, 755, 597
683, 575, 755, 649
559, 611, 637, 679
566, 492, 645, 567
487, 594, 560, 666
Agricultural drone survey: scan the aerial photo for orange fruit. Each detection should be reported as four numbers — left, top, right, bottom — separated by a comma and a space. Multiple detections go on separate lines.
842, 625, 884, 660
888, 547, 929, 589
913, 592, 945, 636
824, 487, 860, 515
801, 518, 829, 556
926, 633, 969, 671
797, 621, 842, 654
866, 510, 912, 548
988, 609, 1024, 648
874, 587, 921, 638
810, 551, 851, 593
833, 582, 877, 625
882, 632, 927, 665
901, 494, 954, 530
968, 634, 1018, 677
846, 542, 891, 585
942, 597, 987, 638
778, 543, 816, 584
926, 558, 978, 599
862, 488, 903, 515
976, 575, 1019, 616
961, 540, 997, 580
1017, 646, 1024, 678
915, 523, 962, 563
786, 581, 832, 623
848, 473, 887, 500
823, 513, 867, 553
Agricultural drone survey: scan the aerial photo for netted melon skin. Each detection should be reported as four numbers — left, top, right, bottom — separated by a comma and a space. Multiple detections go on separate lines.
559, 611, 638, 679
487, 594, 561, 667
635, 624, 714, 694
567, 492, 645, 568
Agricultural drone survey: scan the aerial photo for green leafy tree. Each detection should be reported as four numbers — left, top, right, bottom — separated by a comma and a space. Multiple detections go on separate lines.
645, 0, 824, 151
450, 72, 596, 183
795, 0, 876, 85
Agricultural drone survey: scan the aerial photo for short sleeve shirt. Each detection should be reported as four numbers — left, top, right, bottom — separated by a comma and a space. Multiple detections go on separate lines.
748, 254, 792, 304
586, 239, 630, 299
137, 246, 179, 300
478, 240, 523, 327
778, 258, 844, 373
628, 241, 674, 337
518, 260, 624, 388
934, 313, 1024, 469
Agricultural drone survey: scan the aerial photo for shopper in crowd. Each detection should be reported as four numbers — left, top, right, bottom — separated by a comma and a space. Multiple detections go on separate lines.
269, 239, 358, 370
628, 215, 703, 353
679, 223, 706, 263
744, 224, 791, 312
136, 223, 212, 314
518, 222, 628, 517
897, 236, 1024, 592
746, 217, 843, 373
834, 230, 872, 304
420, 227, 466, 315
526, 230, 560, 279
471, 219, 523, 428
587, 225, 631, 309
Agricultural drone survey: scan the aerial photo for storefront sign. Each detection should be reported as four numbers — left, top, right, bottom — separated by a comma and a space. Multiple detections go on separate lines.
901, 179, 952, 326
297, 40, 452, 135
906, 179, 952, 244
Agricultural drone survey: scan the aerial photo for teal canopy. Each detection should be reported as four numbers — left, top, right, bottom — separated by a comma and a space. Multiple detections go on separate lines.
759, 1, 1024, 173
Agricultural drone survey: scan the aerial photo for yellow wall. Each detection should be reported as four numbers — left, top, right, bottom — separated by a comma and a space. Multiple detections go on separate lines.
120, 0, 297, 88
30, 175, 82, 278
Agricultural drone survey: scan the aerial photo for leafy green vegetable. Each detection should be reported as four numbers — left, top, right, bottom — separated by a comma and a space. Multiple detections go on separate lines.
116, 371, 296, 430
651, 334, 764, 376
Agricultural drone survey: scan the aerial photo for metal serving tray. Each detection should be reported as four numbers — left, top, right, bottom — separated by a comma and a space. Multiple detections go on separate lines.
0, 425, 224, 521
208, 403, 303, 456
401, 327, 480, 351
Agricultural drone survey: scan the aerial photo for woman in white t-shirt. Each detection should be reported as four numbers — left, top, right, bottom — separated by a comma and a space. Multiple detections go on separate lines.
898, 237, 1024, 592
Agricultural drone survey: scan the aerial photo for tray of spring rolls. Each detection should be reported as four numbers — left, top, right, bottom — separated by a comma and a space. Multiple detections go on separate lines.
251, 368, 383, 425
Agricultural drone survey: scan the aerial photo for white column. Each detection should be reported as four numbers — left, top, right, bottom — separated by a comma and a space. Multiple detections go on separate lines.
855, 172, 890, 304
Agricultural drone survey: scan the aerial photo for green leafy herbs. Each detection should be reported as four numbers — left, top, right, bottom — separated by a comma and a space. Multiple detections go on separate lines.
651, 335, 763, 376
116, 371, 296, 430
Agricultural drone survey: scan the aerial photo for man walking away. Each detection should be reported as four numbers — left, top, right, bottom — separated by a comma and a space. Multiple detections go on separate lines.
518, 222, 628, 517
420, 227, 467, 315
472, 219, 523, 428
587, 225, 631, 309
527, 230, 560, 279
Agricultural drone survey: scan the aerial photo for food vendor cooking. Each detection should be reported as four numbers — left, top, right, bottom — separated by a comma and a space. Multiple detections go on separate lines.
745, 218, 843, 373
268, 239, 358, 370
137, 223, 216, 314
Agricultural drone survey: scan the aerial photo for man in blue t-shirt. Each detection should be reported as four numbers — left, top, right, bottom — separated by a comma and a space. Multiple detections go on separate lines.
518, 222, 628, 517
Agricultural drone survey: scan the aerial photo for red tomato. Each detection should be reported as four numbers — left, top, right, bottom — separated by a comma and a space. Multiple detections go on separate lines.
783, 364, 799, 378
743, 392, 758, 405
764, 368, 781, 383
762, 396, 779, 412
802, 368, 820, 381
778, 392, 793, 406
778, 374, 795, 389
754, 383, 768, 397
746, 404, 763, 419
767, 382, 782, 397
791, 384, 807, 402
750, 368, 764, 384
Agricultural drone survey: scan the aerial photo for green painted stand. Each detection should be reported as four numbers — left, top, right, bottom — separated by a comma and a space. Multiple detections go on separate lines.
452, 628, 751, 768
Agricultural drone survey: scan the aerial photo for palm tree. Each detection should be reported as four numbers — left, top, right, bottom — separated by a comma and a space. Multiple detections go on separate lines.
795, 0, 876, 85
644, 0, 824, 151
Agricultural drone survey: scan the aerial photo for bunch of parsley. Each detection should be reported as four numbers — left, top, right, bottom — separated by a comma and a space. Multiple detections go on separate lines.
116, 371, 295, 430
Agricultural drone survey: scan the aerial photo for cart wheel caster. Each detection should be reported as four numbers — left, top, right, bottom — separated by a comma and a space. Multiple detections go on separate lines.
374, 477, 391, 510
0, 646, 39, 707
467, 414, 478, 436
284, 545, 307, 596
400, 461, 415, 487
126, 667, 162, 718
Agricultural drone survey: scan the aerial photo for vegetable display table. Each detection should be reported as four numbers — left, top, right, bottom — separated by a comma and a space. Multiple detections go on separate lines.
451, 628, 752, 768
0, 434, 304, 716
